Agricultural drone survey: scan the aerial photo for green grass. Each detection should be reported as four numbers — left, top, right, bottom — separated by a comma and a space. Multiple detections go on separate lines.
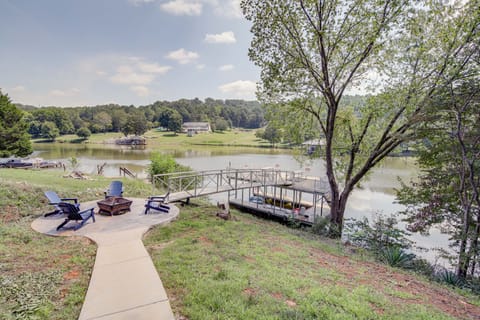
42, 128, 291, 149
0, 169, 155, 319
1, 170, 479, 319
145, 128, 281, 148
145, 201, 479, 320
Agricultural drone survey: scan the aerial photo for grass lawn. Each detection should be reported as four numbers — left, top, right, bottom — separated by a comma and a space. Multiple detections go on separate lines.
145, 201, 480, 320
42, 128, 290, 149
0, 169, 153, 319
145, 128, 279, 148
1, 169, 479, 319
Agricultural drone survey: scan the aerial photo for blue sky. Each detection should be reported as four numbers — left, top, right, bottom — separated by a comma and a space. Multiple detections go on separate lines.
0, 0, 259, 107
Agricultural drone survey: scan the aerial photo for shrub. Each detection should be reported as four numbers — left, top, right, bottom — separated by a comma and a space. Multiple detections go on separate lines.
311, 216, 330, 236
148, 152, 194, 190
148, 153, 178, 178
76, 127, 91, 140
410, 257, 435, 278
344, 214, 413, 255
380, 247, 415, 268
437, 270, 464, 287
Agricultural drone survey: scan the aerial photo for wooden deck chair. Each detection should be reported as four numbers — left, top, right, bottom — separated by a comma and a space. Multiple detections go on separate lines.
144, 193, 170, 214
56, 202, 95, 231
104, 181, 124, 198
44, 191, 79, 217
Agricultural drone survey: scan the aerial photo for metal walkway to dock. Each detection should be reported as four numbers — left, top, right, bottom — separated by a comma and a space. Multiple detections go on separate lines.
152, 168, 297, 203
152, 168, 330, 204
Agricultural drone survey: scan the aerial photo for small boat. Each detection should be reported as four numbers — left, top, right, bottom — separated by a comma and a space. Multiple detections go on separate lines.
0, 158, 62, 169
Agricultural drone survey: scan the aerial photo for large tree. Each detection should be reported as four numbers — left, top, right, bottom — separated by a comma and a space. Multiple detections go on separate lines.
242, 0, 479, 236
0, 91, 32, 157
41, 121, 60, 141
122, 112, 149, 137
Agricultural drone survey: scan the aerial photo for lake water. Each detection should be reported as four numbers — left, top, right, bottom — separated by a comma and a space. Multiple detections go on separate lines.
33, 142, 451, 266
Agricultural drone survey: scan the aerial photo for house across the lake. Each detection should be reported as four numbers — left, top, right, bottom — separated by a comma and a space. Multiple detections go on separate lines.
182, 122, 211, 136
303, 139, 325, 155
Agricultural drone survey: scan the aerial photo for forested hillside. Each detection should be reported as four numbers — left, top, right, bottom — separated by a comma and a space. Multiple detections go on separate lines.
17, 98, 264, 139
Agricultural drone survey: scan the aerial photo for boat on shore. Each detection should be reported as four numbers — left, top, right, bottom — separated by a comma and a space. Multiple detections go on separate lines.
0, 158, 63, 169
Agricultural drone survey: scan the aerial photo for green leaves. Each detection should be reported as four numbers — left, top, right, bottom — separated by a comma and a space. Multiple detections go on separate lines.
0, 91, 33, 157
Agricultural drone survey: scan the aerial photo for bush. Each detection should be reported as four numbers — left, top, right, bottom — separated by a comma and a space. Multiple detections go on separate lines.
410, 257, 435, 278
437, 270, 464, 287
311, 216, 330, 236
380, 247, 415, 268
76, 127, 91, 140
148, 152, 194, 190
344, 214, 413, 255
148, 153, 178, 178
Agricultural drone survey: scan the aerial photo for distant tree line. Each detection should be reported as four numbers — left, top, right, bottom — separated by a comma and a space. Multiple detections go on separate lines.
17, 98, 264, 140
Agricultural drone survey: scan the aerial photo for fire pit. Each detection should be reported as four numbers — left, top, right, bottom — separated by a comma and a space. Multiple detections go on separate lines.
97, 197, 132, 216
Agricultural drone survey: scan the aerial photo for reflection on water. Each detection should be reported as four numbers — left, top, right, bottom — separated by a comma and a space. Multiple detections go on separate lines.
33, 142, 450, 265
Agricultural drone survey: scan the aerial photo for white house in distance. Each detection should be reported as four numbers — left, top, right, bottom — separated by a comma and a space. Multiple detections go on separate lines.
182, 122, 212, 136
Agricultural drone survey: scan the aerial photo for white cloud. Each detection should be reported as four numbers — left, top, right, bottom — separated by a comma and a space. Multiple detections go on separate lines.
212, 0, 242, 18
128, 0, 155, 6
10, 85, 26, 92
50, 88, 80, 97
196, 64, 206, 70
158, 0, 242, 18
218, 80, 256, 99
160, 0, 202, 16
138, 62, 171, 74
107, 57, 171, 86
110, 72, 155, 85
130, 85, 150, 97
219, 64, 234, 71
166, 48, 199, 64
205, 31, 236, 44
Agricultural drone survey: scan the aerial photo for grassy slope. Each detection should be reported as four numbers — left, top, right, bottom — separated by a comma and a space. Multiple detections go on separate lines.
1, 170, 479, 319
145, 202, 480, 320
0, 169, 152, 319
50, 128, 289, 149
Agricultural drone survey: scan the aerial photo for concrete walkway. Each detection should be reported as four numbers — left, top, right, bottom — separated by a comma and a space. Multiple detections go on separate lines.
31, 198, 178, 320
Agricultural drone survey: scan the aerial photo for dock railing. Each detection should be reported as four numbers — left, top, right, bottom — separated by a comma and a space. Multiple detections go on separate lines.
151, 168, 297, 203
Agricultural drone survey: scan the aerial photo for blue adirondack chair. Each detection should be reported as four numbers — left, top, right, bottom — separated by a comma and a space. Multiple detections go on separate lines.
104, 181, 124, 198
56, 203, 95, 231
44, 191, 79, 217
144, 193, 170, 214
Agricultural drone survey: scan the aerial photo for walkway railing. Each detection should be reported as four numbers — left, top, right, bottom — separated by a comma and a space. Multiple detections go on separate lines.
119, 166, 137, 179
152, 168, 297, 203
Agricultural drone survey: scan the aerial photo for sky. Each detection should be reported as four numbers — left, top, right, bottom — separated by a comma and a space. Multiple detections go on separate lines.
0, 0, 260, 107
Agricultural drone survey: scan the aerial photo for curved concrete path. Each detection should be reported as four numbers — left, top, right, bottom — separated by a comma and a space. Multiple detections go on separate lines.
32, 198, 178, 320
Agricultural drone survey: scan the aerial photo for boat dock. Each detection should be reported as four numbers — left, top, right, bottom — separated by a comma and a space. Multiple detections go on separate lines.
151, 168, 331, 226
229, 198, 329, 226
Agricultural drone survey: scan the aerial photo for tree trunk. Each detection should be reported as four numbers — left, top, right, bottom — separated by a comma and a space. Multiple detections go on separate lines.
456, 205, 470, 278
328, 185, 353, 238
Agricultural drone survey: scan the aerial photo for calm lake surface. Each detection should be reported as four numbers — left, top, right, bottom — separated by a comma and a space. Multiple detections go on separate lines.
33, 142, 450, 265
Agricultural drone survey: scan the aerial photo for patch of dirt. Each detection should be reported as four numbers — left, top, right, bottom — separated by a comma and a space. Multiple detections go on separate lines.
198, 236, 213, 245
64, 269, 80, 281
148, 240, 175, 251
307, 247, 480, 320
285, 299, 297, 307
271, 292, 283, 300
243, 287, 257, 296
270, 246, 286, 253
0, 205, 22, 223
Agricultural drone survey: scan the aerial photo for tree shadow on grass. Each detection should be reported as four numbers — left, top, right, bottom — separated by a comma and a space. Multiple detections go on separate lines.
33, 139, 56, 143
69, 138, 87, 144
